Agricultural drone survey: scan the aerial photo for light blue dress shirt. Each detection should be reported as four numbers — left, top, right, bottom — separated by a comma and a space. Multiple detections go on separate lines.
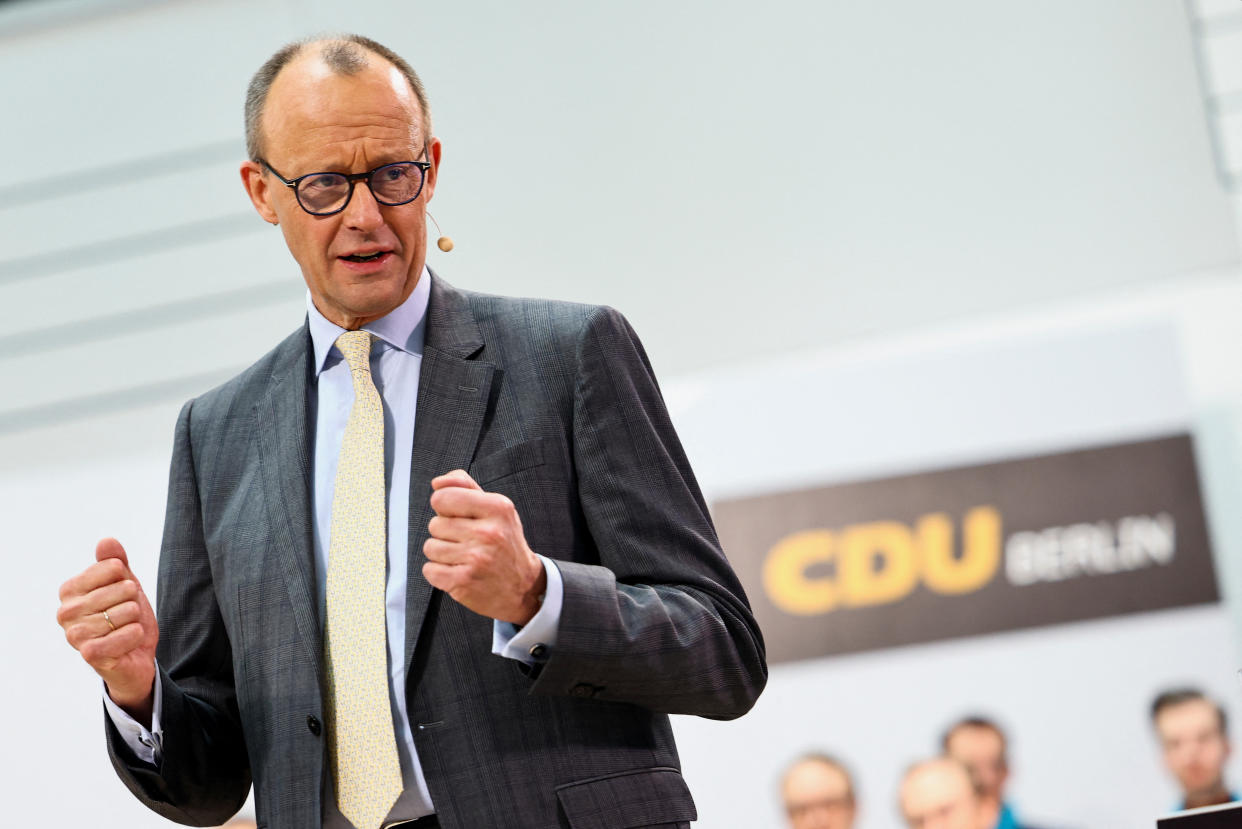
105, 268, 564, 826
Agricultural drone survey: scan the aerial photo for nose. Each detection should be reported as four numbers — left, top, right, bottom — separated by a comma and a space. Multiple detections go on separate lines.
341, 179, 385, 232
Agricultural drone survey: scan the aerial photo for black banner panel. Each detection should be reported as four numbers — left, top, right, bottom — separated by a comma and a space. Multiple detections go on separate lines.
714, 434, 1218, 664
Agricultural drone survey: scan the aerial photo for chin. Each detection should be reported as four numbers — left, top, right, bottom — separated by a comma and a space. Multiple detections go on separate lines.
348, 279, 406, 306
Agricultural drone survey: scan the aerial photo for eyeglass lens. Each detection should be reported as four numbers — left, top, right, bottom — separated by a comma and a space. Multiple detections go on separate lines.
297, 162, 425, 214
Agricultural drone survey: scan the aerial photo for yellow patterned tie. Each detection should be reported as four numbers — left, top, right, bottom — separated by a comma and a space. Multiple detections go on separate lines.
325, 330, 403, 829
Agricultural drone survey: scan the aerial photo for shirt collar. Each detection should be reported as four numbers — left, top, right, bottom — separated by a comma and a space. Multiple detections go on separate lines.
307, 266, 431, 376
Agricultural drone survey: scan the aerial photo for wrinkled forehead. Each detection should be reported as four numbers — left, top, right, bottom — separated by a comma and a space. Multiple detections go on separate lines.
262, 53, 424, 167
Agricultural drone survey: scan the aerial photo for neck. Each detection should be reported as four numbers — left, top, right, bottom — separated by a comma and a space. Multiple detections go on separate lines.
1186, 781, 1232, 808
978, 796, 1001, 828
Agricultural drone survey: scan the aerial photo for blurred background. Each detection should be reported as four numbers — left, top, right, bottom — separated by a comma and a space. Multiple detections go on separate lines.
4, 0, 1242, 826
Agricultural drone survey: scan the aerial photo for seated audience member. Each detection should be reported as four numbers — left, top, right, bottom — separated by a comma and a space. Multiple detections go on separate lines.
781, 753, 858, 829
898, 757, 989, 829
1151, 687, 1239, 808
943, 715, 1038, 829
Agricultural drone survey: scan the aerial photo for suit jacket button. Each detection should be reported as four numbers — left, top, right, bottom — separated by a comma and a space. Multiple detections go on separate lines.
307, 715, 322, 736
569, 683, 593, 698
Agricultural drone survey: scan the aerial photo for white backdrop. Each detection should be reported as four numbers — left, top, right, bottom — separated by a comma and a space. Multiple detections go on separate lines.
4, 0, 1242, 826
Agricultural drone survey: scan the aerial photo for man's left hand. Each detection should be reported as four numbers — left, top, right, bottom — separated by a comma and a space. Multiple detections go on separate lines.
425, 470, 547, 625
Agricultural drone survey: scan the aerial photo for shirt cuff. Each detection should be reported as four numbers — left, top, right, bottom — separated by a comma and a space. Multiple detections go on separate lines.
492, 556, 563, 664
102, 664, 164, 765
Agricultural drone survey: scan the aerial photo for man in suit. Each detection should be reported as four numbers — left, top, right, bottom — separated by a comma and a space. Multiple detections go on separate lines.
56, 34, 766, 829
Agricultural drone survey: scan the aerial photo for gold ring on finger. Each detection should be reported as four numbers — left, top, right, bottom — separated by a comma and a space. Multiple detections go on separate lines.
102, 609, 117, 631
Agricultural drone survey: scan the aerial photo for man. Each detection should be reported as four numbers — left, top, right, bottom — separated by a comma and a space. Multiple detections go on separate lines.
943, 716, 1024, 829
1152, 688, 1238, 809
56, 35, 766, 829
898, 757, 989, 829
780, 753, 857, 829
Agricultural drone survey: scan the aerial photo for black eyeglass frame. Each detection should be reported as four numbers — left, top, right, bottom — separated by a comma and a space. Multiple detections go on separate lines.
259, 150, 433, 216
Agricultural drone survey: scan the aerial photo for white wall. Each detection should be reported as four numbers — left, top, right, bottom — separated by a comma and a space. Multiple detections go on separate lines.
2, 0, 1240, 826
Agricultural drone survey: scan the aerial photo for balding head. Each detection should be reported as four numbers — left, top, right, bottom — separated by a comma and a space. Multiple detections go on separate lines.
245, 35, 431, 162
237, 34, 442, 330
781, 753, 857, 829
898, 757, 986, 829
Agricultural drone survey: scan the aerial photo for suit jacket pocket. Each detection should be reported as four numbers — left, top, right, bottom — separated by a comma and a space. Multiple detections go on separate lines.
556, 766, 696, 829
470, 437, 551, 485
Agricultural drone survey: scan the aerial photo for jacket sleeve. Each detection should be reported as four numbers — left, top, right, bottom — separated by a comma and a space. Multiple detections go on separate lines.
527, 306, 768, 718
105, 399, 252, 826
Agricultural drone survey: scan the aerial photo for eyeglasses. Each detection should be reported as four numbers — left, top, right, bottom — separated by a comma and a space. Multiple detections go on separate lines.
259, 153, 433, 216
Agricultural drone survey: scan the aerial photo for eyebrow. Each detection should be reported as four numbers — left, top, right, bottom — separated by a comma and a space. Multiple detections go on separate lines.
302, 145, 427, 174
317, 156, 416, 172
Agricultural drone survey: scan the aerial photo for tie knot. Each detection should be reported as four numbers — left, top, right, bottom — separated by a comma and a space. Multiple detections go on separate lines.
335, 330, 374, 374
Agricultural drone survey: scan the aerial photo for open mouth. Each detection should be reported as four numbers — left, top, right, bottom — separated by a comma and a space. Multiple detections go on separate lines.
341, 251, 391, 263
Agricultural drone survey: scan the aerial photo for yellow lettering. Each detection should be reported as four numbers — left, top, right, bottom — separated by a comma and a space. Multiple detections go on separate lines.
763, 530, 838, 615
917, 507, 1002, 594
841, 522, 918, 606
763, 507, 1003, 617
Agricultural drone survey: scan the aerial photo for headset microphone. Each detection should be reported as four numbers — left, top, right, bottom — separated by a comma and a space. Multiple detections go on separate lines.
427, 212, 454, 252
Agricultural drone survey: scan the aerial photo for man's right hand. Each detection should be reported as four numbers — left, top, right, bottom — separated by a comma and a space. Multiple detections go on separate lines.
57, 537, 159, 726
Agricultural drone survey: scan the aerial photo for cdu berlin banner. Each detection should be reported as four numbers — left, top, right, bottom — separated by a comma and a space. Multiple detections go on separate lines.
714, 434, 1218, 664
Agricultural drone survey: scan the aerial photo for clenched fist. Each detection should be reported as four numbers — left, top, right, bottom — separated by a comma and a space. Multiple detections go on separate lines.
57, 538, 158, 726
424, 470, 547, 625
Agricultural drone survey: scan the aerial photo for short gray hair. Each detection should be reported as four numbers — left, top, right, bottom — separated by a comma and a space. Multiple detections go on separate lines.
244, 34, 432, 162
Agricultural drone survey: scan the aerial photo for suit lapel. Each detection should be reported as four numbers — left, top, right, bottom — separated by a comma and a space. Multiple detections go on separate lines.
404, 275, 495, 674
255, 325, 324, 685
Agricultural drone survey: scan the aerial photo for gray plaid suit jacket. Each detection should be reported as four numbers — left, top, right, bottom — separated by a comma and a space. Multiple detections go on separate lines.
105, 274, 767, 829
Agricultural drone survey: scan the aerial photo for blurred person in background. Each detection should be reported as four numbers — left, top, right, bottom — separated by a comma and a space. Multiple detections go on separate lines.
780, 752, 857, 829
1151, 687, 1239, 808
942, 715, 1035, 829
898, 757, 989, 829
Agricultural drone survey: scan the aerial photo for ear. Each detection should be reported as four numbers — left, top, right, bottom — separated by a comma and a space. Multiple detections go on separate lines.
240, 160, 280, 225
422, 137, 442, 203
